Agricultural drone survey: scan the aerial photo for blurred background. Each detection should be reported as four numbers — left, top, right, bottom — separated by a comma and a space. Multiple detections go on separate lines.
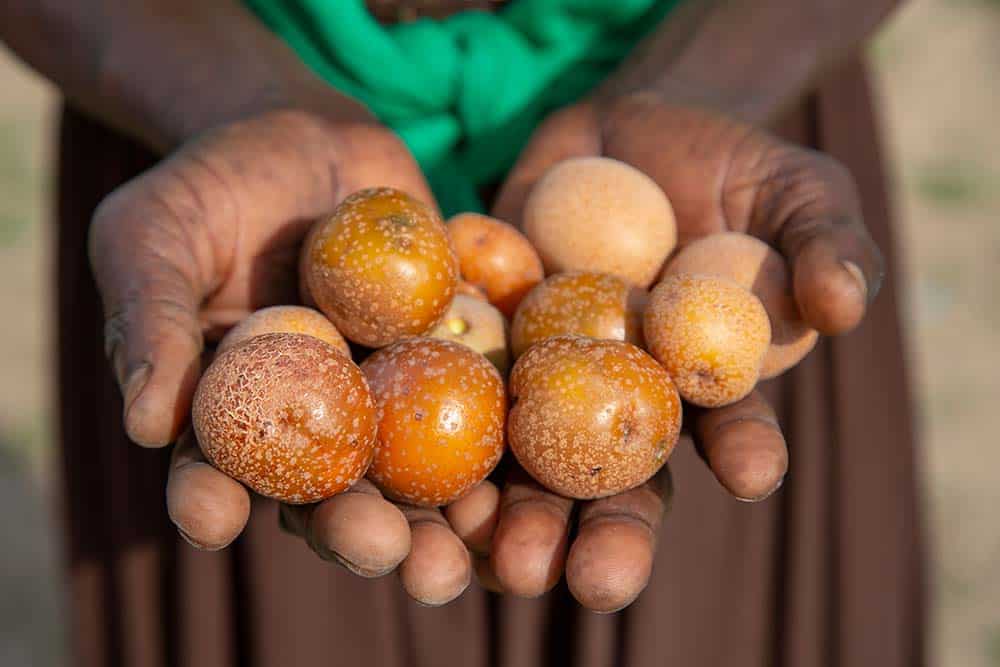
1, 0, 998, 664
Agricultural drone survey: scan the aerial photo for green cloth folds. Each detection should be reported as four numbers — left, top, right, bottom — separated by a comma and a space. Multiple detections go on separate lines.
246, 0, 681, 215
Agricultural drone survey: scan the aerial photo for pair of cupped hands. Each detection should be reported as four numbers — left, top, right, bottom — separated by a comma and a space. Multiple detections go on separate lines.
90, 92, 882, 612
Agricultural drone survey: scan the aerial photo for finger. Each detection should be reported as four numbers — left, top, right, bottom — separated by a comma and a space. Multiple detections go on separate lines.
565, 470, 671, 613
166, 430, 250, 550
491, 104, 602, 226
397, 505, 471, 606
490, 470, 574, 598
693, 390, 788, 501
763, 153, 884, 335
443, 480, 501, 555
89, 176, 212, 447
281, 479, 411, 578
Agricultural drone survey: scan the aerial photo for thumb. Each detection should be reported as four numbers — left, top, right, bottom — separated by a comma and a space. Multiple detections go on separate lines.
759, 151, 885, 335
491, 103, 603, 227
89, 175, 209, 448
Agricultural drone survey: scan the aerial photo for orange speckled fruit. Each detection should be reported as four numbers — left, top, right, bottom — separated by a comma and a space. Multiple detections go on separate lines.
217, 305, 350, 356
662, 232, 818, 379
644, 274, 771, 408
301, 187, 459, 347
192, 333, 377, 504
510, 271, 647, 358
508, 335, 681, 499
361, 337, 506, 507
447, 213, 544, 317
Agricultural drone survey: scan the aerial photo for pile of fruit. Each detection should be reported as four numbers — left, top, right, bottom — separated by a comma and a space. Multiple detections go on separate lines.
193, 156, 817, 507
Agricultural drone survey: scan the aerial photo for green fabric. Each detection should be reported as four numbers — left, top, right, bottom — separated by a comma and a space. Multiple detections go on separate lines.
246, 0, 681, 215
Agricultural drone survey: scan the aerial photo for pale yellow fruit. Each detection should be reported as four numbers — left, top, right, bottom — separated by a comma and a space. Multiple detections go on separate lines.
663, 232, 818, 378
217, 305, 350, 356
522, 157, 676, 287
644, 274, 770, 407
429, 295, 511, 376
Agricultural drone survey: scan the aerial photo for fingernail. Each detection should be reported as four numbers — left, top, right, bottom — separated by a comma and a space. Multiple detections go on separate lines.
123, 363, 152, 413
733, 475, 785, 503
841, 260, 868, 304
325, 549, 394, 578
176, 526, 232, 552
122, 363, 157, 446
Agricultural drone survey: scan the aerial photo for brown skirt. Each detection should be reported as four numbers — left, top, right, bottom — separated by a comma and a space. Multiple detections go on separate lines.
54, 57, 925, 667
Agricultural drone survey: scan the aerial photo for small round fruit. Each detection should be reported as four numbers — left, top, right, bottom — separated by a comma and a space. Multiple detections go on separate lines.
508, 335, 681, 499
663, 232, 818, 378
456, 280, 489, 302
192, 333, 377, 504
429, 295, 511, 376
217, 305, 350, 356
644, 274, 771, 408
510, 271, 647, 358
447, 213, 544, 317
301, 187, 458, 347
522, 157, 676, 287
361, 337, 506, 507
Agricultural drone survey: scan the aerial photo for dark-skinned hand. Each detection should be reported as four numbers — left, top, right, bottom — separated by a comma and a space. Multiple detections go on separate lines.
91, 95, 882, 613
458, 92, 884, 612
93, 110, 471, 606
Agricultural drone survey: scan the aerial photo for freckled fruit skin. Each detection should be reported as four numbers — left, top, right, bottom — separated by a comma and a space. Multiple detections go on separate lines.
508, 335, 681, 500
429, 295, 511, 376
663, 232, 818, 379
522, 157, 676, 287
192, 333, 378, 504
361, 337, 506, 507
644, 274, 771, 408
511, 271, 647, 358
217, 305, 350, 356
301, 187, 459, 347
447, 213, 544, 317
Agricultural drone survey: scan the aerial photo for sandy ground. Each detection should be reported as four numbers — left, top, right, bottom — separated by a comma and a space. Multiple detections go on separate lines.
1, 1, 999, 665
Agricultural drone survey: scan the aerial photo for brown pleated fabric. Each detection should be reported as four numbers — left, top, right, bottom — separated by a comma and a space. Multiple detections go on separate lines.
54, 57, 925, 667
